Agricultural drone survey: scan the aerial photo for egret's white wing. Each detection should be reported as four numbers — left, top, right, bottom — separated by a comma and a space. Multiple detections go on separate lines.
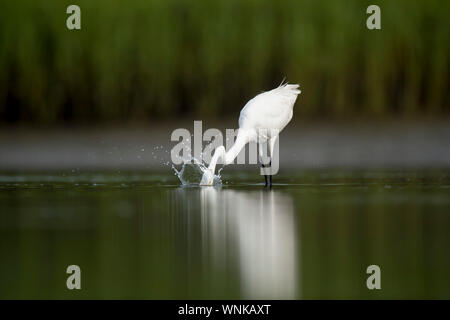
239, 83, 300, 131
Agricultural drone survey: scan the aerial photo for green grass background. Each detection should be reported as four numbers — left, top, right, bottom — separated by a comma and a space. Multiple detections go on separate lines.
0, 0, 448, 123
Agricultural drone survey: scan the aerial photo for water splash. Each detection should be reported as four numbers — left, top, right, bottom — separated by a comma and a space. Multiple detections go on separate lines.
172, 157, 222, 186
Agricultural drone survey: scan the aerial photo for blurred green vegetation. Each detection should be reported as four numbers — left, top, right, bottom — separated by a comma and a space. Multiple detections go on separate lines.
0, 0, 448, 123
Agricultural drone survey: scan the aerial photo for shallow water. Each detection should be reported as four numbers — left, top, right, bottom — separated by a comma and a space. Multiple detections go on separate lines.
0, 170, 449, 299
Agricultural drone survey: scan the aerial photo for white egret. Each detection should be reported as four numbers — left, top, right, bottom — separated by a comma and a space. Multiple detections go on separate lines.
200, 83, 301, 187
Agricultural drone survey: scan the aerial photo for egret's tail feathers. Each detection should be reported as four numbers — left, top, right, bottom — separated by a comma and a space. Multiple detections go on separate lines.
272, 82, 301, 106
278, 83, 301, 95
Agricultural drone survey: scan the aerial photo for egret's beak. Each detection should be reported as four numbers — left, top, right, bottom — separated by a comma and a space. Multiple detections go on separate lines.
200, 169, 214, 186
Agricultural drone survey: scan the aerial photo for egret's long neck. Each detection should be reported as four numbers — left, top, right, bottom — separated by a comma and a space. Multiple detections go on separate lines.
208, 130, 249, 174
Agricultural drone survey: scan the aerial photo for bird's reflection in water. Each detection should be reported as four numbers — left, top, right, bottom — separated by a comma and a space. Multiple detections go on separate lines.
200, 188, 299, 299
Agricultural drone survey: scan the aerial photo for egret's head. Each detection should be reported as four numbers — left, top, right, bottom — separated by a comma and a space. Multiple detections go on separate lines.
200, 169, 215, 186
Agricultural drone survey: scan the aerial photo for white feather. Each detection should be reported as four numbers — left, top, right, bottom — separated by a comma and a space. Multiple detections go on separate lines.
239, 83, 301, 134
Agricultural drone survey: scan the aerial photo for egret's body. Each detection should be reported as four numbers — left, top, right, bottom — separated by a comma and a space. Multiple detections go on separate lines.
200, 83, 301, 186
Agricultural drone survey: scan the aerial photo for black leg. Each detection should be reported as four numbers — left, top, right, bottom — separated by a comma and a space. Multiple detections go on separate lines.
269, 160, 272, 188
261, 164, 268, 187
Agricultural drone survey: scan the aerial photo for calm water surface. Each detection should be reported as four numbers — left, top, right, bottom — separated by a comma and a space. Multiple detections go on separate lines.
0, 170, 449, 299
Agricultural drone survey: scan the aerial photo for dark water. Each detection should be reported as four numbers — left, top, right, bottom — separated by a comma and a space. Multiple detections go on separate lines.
0, 170, 449, 299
